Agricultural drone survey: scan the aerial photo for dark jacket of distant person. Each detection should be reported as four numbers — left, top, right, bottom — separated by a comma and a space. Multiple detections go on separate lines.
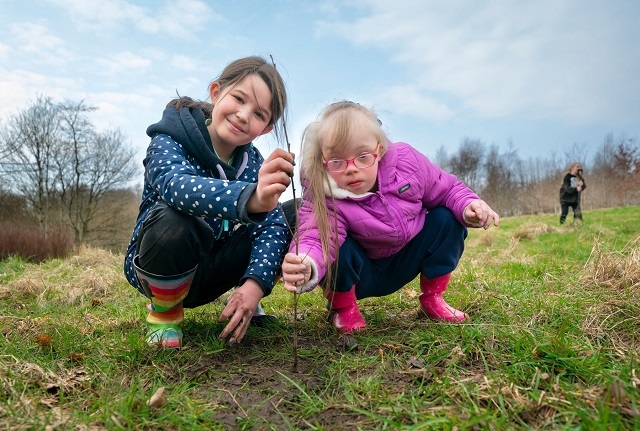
559, 165, 586, 205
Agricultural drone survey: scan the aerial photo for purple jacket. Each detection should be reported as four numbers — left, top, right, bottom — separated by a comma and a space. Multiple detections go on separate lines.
291, 142, 480, 290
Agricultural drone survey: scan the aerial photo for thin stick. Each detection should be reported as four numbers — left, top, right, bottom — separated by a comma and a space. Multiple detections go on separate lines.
270, 56, 301, 372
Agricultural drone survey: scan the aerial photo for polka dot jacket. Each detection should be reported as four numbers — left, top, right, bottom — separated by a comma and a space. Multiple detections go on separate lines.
124, 104, 289, 296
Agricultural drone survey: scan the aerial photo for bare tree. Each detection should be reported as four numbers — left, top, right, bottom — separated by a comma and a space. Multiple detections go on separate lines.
609, 136, 640, 206
433, 145, 450, 170
591, 134, 619, 208
0, 95, 60, 229
0, 187, 32, 224
0, 96, 139, 244
481, 145, 519, 216
449, 138, 485, 193
54, 101, 139, 243
85, 187, 141, 251
519, 155, 564, 214
562, 142, 589, 168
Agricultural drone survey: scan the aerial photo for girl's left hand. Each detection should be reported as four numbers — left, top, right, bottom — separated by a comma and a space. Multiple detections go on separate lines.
464, 200, 500, 229
218, 280, 263, 344
281, 253, 312, 293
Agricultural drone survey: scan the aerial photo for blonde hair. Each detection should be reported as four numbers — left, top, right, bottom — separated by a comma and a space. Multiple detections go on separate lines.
299, 101, 388, 289
567, 162, 582, 173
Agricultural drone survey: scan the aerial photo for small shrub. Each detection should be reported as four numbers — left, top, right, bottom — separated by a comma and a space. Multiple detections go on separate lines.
0, 222, 74, 262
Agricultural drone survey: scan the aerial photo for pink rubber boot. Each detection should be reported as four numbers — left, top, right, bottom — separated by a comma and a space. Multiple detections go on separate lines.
418, 273, 469, 323
324, 286, 367, 334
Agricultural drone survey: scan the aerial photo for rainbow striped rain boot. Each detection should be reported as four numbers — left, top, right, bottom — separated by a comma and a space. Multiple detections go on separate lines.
134, 261, 197, 348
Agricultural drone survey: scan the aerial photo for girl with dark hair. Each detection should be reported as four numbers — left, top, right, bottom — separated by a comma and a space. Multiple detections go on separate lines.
124, 56, 295, 348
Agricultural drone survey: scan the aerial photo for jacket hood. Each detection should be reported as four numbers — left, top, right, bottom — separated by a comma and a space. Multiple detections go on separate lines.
146, 105, 252, 180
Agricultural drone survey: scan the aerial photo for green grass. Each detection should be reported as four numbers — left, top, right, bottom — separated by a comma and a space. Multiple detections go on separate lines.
1, 207, 639, 430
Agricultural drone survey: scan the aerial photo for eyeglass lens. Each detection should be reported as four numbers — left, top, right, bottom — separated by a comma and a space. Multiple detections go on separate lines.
326, 154, 376, 172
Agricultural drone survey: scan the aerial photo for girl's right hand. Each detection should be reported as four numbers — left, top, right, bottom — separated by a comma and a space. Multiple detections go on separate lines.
464, 199, 500, 230
247, 148, 295, 213
281, 253, 312, 293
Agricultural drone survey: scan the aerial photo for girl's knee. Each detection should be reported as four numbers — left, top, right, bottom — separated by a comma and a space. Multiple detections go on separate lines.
140, 203, 207, 258
146, 214, 193, 246
428, 206, 455, 222
428, 207, 465, 234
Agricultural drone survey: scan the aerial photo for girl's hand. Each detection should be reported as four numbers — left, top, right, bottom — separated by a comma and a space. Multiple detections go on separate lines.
281, 253, 312, 293
218, 279, 263, 344
464, 200, 500, 229
247, 148, 295, 213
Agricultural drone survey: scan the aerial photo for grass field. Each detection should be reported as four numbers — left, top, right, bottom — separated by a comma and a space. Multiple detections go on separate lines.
1, 207, 639, 430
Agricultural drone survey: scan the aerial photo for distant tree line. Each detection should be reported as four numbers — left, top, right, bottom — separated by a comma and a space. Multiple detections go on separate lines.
1, 95, 639, 255
0, 95, 140, 252
435, 135, 640, 217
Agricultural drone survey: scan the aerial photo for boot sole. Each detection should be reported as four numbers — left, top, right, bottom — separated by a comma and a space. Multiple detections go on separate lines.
328, 310, 367, 334
417, 307, 470, 323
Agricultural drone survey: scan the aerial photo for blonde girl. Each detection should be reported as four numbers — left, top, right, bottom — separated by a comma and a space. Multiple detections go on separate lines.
281, 101, 498, 334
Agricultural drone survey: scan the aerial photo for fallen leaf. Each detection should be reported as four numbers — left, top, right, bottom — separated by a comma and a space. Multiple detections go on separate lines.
35, 334, 52, 347
69, 352, 85, 362
147, 386, 166, 408
605, 381, 629, 405
407, 357, 425, 369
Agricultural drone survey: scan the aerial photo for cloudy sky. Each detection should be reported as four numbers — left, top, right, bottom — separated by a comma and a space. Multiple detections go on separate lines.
1, 0, 639, 190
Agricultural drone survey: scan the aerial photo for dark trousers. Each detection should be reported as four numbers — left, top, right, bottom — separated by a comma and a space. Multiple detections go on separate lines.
331, 207, 468, 299
136, 200, 298, 308
560, 201, 582, 224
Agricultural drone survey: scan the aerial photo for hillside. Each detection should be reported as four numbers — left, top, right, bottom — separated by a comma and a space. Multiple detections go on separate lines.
1, 207, 639, 430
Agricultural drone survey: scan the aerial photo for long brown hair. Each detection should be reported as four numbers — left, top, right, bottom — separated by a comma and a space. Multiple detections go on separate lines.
168, 55, 288, 140
299, 101, 388, 290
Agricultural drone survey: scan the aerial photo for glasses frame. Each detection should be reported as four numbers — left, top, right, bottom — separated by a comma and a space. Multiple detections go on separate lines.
322, 143, 380, 173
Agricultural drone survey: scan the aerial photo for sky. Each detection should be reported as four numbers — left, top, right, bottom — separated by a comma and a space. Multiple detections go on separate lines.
1, 0, 639, 193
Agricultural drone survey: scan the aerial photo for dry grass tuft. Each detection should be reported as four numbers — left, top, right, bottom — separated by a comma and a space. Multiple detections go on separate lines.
513, 223, 558, 240
580, 237, 640, 290
579, 236, 640, 353
581, 299, 640, 354
477, 232, 493, 246
0, 355, 94, 426
0, 246, 125, 305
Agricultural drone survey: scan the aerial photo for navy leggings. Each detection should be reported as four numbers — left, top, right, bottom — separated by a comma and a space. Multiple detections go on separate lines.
331, 207, 468, 299
135, 200, 297, 308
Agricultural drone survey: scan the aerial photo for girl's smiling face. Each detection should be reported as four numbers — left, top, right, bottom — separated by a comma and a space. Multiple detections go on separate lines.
322, 129, 380, 195
208, 74, 273, 162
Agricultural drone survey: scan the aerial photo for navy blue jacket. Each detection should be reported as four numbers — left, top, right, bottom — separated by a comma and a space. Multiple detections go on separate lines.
124, 104, 289, 295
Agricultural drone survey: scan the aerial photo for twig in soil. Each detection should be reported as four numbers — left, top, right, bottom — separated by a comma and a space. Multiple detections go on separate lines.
270, 55, 301, 373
